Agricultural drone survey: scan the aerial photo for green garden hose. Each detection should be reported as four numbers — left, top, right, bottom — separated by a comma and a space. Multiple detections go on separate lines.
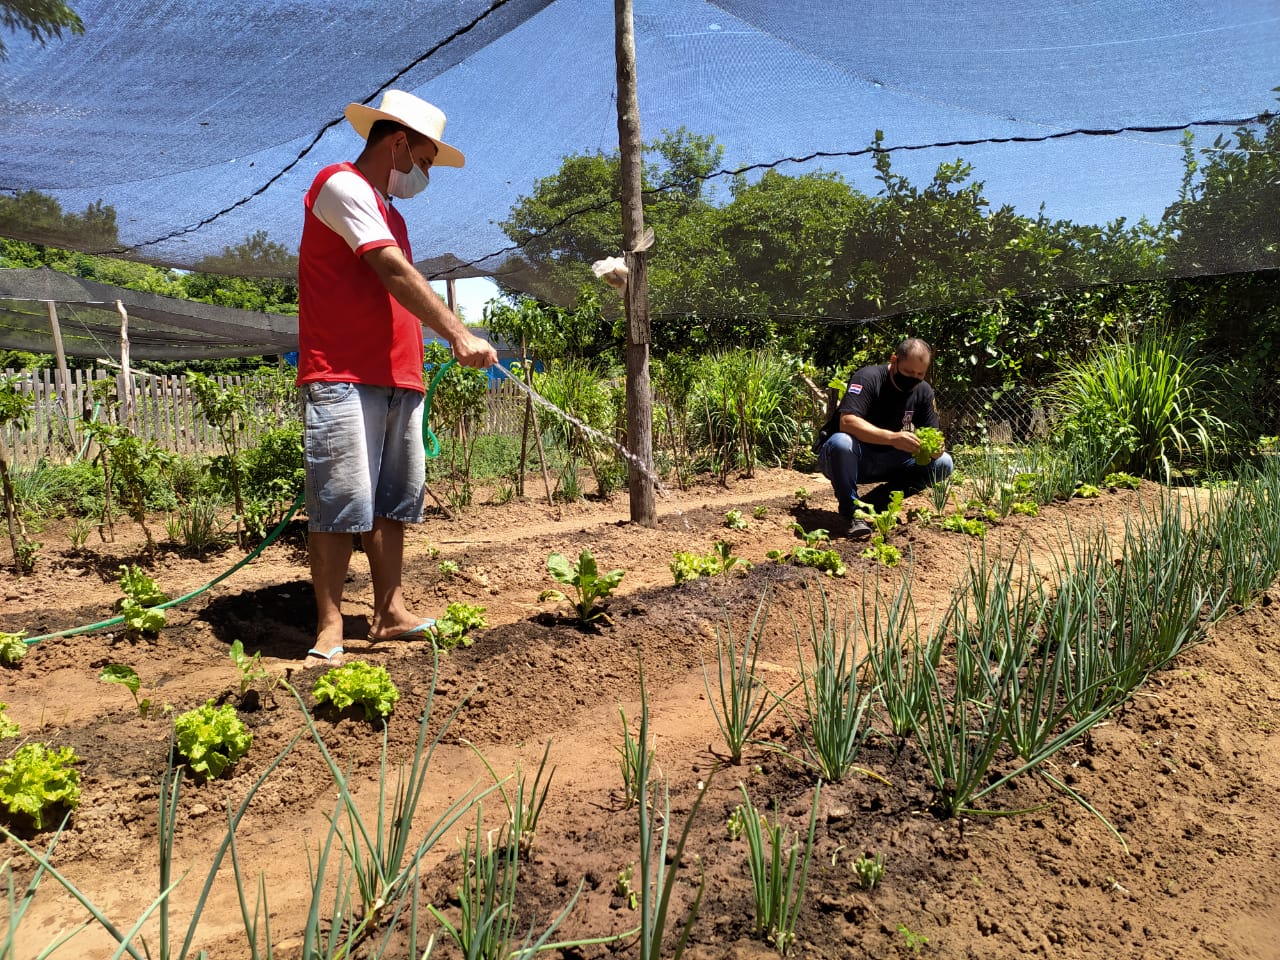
20, 361, 461, 646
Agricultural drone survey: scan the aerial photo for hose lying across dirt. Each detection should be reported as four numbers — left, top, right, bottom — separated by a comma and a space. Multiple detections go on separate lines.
21, 359, 464, 646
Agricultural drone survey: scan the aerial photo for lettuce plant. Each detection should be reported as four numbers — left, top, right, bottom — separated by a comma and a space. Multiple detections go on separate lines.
173, 701, 253, 778
0, 631, 25, 667
543, 549, 625, 624
312, 661, 400, 721
118, 564, 168, 638
913, 427, 945, 464
434, 602, 487, 649
0, 743, 81, 829
855, 490, 904, 540
860, 535, 902, 568
0, 702, 18, 740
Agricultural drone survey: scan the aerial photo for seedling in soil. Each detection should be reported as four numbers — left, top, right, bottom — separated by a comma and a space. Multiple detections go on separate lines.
739, 782, 822, 956
790, 523, 830, 547
433, 601, 488, 649
861, 534, 902, 568
714, 540, 752, 576
726, 804, 747, 841
615, 863, 639, 910
793, 487, 809, 506
228, 640, 277, 703
853, 852, 886, 890
753, 505, 769, 520
543, 549, 625, 624
912, 427, 944, 465
438, 559, 459, 577
855, 490, 904, 540
616, 703, 653, 809
724, 509, 749, 531
897, 923, 929, 955
1075, 482, 1102, 498
100, 663, 154, 717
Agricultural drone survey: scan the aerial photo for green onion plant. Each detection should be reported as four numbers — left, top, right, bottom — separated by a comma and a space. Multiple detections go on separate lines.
738, 783, 821, 956
701, 590, 792, 764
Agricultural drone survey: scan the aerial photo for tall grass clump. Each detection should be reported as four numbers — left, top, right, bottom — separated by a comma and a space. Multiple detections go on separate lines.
1202, 459, 1280, 608
1046, 329, 1229, 480
1102, 496, 1222, 691
532, 357, 623, 497
913, 550, 1037, 815
686, 349, 803, 478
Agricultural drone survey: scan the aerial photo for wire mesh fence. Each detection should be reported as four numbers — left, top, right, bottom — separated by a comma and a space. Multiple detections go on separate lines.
4, 366, 1271, 469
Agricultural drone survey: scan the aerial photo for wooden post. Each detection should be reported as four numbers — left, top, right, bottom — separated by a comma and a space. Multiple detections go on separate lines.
446, 277, 458, 314
115, 300, 136, 428
614, 0, 656, 527
45, 301, 76, 458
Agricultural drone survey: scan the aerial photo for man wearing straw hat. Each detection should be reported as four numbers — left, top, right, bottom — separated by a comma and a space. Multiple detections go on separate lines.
297, 89, 497, 666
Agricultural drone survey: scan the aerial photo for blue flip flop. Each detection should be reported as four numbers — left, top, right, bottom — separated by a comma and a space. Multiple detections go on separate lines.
305, 645, 344, 663
367, 619, 436, 642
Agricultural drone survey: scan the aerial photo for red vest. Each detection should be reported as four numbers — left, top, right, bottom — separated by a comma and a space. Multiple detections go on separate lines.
297, 162, 425, 392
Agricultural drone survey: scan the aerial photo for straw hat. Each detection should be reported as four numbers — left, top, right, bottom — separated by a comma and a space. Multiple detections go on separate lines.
344, 90, 465, 168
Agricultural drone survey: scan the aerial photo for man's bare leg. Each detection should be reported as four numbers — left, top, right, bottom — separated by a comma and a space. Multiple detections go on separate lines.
307, 530, 354, 664
364, 516, 429, 640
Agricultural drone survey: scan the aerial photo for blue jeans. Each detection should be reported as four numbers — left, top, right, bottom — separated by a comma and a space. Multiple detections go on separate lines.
302, 381, 426, 533
817, 432, 954, 517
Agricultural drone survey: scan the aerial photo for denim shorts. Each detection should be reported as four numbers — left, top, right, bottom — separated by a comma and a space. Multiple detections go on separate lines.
301, 381, 425, 533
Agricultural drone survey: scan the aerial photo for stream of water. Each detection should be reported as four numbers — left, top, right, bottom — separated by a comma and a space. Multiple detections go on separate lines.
490, 364, 670, 496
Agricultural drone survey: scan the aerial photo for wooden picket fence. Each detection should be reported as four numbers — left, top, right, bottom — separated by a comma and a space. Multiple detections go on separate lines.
0, 367, 532, 466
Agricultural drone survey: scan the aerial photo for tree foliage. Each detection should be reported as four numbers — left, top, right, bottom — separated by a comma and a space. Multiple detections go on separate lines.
0, 0, 82, 60
0, 192, 116, 249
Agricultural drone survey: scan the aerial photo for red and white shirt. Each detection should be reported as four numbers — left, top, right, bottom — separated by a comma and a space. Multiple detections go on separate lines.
297, 162, 425, 392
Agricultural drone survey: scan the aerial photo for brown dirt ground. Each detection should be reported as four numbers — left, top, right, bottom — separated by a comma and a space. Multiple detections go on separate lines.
1, 466, 1279, 959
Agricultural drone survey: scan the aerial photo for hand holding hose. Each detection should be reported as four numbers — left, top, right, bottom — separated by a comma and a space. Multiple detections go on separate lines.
452, 329, 498, 369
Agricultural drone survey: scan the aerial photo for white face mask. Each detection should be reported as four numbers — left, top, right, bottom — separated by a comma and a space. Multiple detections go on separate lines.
387, 139, 430, 199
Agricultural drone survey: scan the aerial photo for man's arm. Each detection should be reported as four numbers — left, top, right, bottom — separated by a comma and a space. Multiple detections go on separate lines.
840, 413, 921, 455
362, 245, 497, 369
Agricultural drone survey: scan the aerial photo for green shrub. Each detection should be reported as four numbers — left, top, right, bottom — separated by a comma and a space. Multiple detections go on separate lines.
1047, 331, 1229, 480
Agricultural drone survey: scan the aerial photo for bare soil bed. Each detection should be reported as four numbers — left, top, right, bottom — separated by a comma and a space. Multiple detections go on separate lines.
2, 467, 1279, 959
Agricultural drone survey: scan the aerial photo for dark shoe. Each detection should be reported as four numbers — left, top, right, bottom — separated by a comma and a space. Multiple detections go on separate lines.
847, 519, 872, 540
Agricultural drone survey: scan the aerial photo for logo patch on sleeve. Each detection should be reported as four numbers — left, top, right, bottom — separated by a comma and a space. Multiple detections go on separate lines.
847, 383, 863, 395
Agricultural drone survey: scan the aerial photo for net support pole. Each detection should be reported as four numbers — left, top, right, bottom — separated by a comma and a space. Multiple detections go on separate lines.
45, 300, 75, 457
614, 0, 656, 527
116, 299, 136, 427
